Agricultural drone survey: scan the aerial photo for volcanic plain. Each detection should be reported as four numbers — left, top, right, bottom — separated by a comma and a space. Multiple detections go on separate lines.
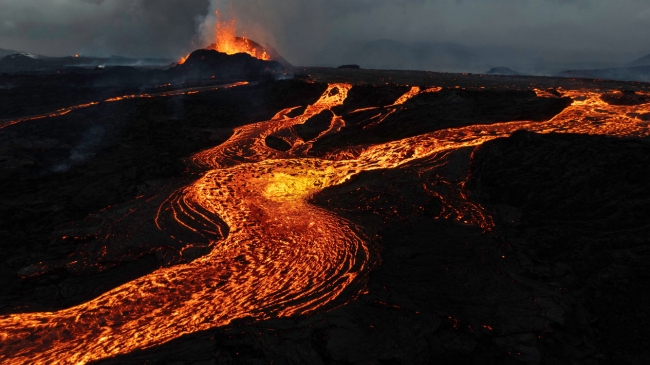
1, 51, 650, 365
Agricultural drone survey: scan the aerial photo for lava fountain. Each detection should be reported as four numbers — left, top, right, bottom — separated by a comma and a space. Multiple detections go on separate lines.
179, 11, 270, 65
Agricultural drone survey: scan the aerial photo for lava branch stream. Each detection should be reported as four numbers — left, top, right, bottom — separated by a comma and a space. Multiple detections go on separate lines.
0, 82, 249, 131
1, 84, 650, 364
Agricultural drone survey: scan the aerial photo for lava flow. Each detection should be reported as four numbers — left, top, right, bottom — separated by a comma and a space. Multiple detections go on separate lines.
0, 102, 99, 131
104, 82, 249, 102
211, 11, 270, 60
0, 82, 248, 131
1, 84, 650, 364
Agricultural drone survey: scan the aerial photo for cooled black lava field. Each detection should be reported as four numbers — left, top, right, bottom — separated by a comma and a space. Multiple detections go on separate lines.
1, 58, 650, 365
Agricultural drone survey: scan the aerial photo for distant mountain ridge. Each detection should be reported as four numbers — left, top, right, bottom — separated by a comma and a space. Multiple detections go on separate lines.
553, 52, 650, 82
0, 49, 282, 88
314, 39, 485, 73
313, 39, 636, 76
557, 65, 650, 82
0, 48, 19, 59
0, 53, 173, 74
629, 54, 650, 67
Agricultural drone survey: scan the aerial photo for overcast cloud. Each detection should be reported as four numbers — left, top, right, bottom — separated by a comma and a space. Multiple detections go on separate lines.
1, 0, 649, 68
0, 0, 210, 58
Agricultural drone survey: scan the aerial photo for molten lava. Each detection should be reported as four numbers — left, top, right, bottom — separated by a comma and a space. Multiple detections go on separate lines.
0, 82, 248, 131
211, 11, 270, 60
1, 82, 650, 364
178, 53, 190, 65
177, 11, 270, 65
0, 102, 99, 131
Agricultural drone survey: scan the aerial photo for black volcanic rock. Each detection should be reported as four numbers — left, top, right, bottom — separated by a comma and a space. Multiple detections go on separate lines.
337, 64, 361, 69
311, 89, 573, 154
293, 109, 334, 141
332, 84, 411, 115
470, 131, 650, 363
171, 49, 283, 81
600, 89, 649, 105
265, 135, 292, 151
471, 131, 650, 227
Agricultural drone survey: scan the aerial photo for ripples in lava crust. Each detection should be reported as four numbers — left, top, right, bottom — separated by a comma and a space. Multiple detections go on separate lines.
1, 83, 650, 364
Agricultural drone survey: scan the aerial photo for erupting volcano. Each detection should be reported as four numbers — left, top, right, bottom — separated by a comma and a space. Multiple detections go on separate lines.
179, 11, 289, 68
210, 11, 270, 61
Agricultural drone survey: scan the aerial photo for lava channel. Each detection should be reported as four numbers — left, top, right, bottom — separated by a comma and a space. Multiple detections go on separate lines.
1, 84, 649, 364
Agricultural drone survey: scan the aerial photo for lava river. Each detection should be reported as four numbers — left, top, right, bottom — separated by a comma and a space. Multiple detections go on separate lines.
1, 84, 649, 364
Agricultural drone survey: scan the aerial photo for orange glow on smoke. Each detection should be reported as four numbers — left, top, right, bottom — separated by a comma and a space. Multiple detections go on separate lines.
1, 83, 650, 364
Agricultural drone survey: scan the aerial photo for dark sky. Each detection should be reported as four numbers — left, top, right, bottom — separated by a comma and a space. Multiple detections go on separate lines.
1, 0, 649, 68
0, 0, 211, 58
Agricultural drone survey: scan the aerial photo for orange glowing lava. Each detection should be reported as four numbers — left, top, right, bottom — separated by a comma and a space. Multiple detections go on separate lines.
210, 11, 270, 60
178, 53, 190, 65
1, 83, 649, 364
177, 11, 270, 65
0, 82, 248, 131
0, 102, 99, 131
